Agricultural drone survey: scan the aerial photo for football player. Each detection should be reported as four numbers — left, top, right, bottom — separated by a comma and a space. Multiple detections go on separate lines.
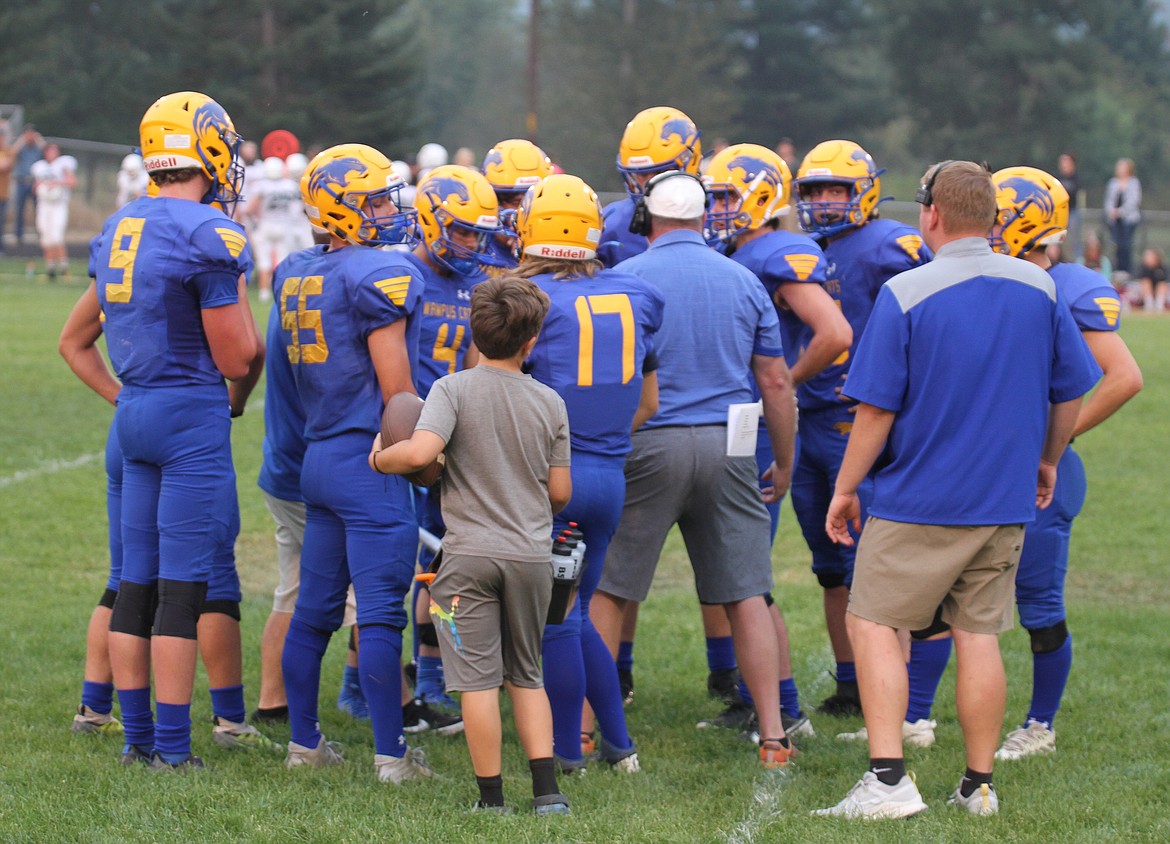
480, 138, 553, 276
92, 91, 262, 769
244, 156, 304, 302
276, 144, 441, 783
598, 106, 702, 268
516, 173, 664, 772
793, 140, 930, 717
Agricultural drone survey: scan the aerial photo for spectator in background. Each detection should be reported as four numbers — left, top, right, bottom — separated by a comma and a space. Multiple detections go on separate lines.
12, 124, 45, 245
1103, 157, 1141, 278
1057, 153, 1081, 262
1139, 247, 1166, 312
0, 121, 13, 253
31, 142, 77, 279
775, 137, 798, 173
452, 146, 477, 170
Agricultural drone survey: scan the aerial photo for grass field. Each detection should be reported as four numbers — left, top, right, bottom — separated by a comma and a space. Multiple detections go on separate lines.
1, 260, 1167, 843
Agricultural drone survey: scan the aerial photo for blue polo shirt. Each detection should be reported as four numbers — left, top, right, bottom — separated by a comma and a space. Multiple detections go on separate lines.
618, 228, 783, 427
845, 237, 1101, 526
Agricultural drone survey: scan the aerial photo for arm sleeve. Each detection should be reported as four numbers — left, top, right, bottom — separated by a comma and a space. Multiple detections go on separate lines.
841, 287, 908, 411
1049, 301, 1104, 403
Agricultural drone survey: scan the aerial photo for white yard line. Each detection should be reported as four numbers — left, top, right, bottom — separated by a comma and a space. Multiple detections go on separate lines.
0, 451, 103, 489
724, 769, 792, 844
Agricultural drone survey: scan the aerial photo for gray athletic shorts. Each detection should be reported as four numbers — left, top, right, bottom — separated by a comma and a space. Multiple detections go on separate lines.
428, 553, 553, 692
597, 426, 774, 605
263, 491, 356, 626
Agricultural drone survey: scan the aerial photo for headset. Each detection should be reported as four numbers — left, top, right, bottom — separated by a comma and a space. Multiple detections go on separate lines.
629, 170, 711, 236
914, 159, 957, 207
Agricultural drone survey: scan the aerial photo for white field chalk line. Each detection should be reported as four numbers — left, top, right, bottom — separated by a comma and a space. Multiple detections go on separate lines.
724, 768, 792, 844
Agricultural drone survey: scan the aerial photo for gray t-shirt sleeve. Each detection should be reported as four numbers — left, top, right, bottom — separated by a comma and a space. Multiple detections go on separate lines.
416, 376, 456, 444
550, 398, 571, 467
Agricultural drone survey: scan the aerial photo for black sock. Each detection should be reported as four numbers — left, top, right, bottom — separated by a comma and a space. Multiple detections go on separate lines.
529, 757, 559, 798
960, 768, 993, 798
762, 736, 791, 749
476, 774, 504, 806
253, 705, 288, 719
869, 757, 906, 786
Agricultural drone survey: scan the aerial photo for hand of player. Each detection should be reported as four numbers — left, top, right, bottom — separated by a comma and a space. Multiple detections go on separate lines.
368, 432, 384, 473
1036, 459, 1058, 510
825, 492, 861, 546
834, 373, 858, 414
760, 460, 791, 504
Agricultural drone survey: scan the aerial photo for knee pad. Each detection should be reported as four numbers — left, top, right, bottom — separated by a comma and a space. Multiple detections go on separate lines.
154, 579, 207, 640
417, 622, 439, 648
910, 606, 951, 640
201, 599, 241, 622
762, 592, 775, 608
1028, 620, 1068, 654
109, 581, 157, 638
98, 587, 118, 610
816, 571, 847, 590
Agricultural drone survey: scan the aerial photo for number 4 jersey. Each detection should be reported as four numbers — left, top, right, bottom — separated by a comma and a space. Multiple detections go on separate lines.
92, 196, 253, 389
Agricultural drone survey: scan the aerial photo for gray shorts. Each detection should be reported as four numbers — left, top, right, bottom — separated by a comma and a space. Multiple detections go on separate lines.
597, 426, 774, 604
428, 553, 553, 692
263, 491, 355, 626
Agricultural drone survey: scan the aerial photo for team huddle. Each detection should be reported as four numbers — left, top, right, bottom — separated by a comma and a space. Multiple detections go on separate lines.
58, 91, 1140, 819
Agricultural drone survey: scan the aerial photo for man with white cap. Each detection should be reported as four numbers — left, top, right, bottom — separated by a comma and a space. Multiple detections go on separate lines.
591, 170, 799, 767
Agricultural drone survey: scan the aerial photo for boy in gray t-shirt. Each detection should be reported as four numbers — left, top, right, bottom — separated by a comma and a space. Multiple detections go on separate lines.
372, 276, 572, 815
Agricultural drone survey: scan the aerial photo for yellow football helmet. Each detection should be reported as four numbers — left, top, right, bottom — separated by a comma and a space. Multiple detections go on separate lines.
483, 139, 553, 196
617, 106, 702, 197
794, 140, 884, 237
516, 174, 603, 261
139, 91, 244, 214
302, 143, 417, 247
990, 166, 1069, 257
703, 143, 791, 244
414, 165, 502, 274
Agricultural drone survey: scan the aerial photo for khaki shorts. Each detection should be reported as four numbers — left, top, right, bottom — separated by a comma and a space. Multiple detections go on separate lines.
428, 553, 552, 692
263, 491, 356, 626
848, 517, 1024, 634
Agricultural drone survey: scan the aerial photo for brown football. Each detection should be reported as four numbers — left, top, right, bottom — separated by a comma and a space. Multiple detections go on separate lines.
381, 392, 445, 487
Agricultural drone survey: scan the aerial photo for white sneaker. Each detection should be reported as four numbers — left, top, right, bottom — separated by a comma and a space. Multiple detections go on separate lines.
212, 717, 284, 752
611, 752, 640, 774
812, 771, 928, 819
375, 746, 435, 783
836, 718, 937, 749
995, 719, 1055, 760
285, 735, 344, 768
948, 782, 999, 815
72, 704, 122, 735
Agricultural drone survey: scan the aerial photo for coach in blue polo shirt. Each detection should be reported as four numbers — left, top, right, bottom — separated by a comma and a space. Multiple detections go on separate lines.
590, 170, 799, 768
816, 161, 1101, 820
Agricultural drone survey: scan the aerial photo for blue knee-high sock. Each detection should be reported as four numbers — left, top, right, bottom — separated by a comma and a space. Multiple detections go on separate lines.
706, 636, 737, 673
282, 617, 331, 749
410, 578, 425, 662
617, 641, 634, 674
415, 655, 445, 701
154, 702, 192, 762
582, 620, 631, 751
737, 677, 755, 707
835, 661, 857, 685
209, 684, 246, 724
357, 625, 405, 757
906, 636, 952, 722
779, 677, 802, 719
341, 664, 362, 696
82, 680, 115, 715
118, 686, 153, 750
543, 631, 587, 761
1026, 635, 1072, 727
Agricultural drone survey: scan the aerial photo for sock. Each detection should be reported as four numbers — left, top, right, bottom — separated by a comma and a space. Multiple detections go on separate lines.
154, 702, 192, 762
960, 768, 993, 798
282, 616, 331, 749
476, 774, 505, 807
117, 687, 154, 750
254, 705, 288, 720
705, 636, 737, 673
209, 684, 246, 724
581, 618, 632, 751
358, 625, 406, 757
906, 636, 952, 722
1026, 635, 1072, 727
779, 677, 802, 719
410, 577, 425, 662
542, 631, 587, 761
415, 654, 445, 701
82, 680, 115, 715
341, 664, 362, 697
835, 661, 857, 685
616, 640, 634, 674
529, 757, 559, 798
869, 757, 906, 786
736, 677, 754, 707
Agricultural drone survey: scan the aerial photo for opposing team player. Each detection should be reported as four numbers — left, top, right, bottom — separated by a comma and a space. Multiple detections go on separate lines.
277, 144, 435, 784
792, 140, 930, 717
93, 91, 261, 770
481, 138, 553, 275
598, 106, 702, 267
516, 173, 663, 772
245, 156, 304, 302
696, 144, 852, 737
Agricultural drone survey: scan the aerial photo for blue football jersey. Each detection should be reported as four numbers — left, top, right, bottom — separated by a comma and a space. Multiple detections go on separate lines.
599, 198, 648, 268
480, 235, 519, 280
258, 301, 307, 502
94, 196, 253, 388
406, 253, 483, 397
276, 245, 424, 441
1049, 261, 1123, 334
805, 218, 930, 410
526, 269, 665, 456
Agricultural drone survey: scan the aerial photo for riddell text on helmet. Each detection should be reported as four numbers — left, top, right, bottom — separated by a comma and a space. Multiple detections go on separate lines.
536, 245, 591, 259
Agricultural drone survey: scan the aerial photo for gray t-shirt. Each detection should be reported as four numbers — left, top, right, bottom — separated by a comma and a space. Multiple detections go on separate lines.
417, 365, 571, 563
